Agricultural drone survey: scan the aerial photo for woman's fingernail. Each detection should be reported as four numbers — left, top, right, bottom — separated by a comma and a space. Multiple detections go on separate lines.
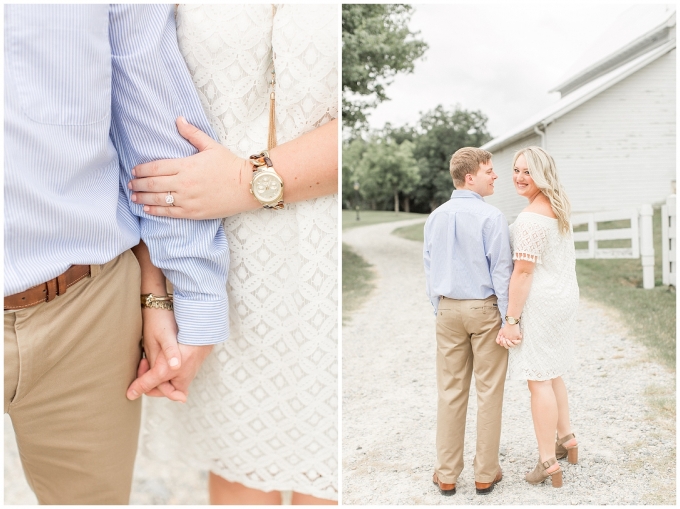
127, 181, 132, 189
131, 168, 136, 176
178, 116, 187, 125
144, 206, 150, 212
129, 390, 139, 399
169, 357, 179, 367
131, 194, 137, 202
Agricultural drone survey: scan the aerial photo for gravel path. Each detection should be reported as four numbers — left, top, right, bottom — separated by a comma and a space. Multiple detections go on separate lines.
342, 219, 676, 505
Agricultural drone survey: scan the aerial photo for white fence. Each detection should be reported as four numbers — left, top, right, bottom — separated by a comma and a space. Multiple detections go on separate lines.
572, 208, 640, 259
572, 205, 655, 289
661, 194, 676, 286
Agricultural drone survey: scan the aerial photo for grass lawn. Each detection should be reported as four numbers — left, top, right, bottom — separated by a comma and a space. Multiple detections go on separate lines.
391, 208, 676, 369
342, 209, 428, 230
393, 221, 428, 241
342, 243, 376, 324
576, 208, 675, 369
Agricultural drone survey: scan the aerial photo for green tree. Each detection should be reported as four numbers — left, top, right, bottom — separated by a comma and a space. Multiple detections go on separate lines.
342, 4, 428, 133
342, 137, 368, 209
411, 105, 492, 211
355, 138, 420, 212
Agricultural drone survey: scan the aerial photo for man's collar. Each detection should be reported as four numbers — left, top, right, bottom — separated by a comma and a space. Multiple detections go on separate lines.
451, 189, 484, 201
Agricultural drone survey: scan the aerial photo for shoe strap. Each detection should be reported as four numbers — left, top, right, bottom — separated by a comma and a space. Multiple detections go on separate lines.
556, 432, 576, 446
542, 457, 557, 470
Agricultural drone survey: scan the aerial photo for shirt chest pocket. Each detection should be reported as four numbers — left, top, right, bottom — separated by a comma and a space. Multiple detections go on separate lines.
6, 6, 111, 126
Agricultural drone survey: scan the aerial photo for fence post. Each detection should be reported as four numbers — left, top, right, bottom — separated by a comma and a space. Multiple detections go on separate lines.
639, 204, 655, 289
587, 215, 596, 258
662, 195, 676, 286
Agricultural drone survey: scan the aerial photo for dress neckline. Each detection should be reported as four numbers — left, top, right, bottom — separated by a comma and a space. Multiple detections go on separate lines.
518, 211, 558, 221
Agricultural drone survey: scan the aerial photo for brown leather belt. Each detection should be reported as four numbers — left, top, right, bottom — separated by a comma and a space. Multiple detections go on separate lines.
4, 265, 91, 310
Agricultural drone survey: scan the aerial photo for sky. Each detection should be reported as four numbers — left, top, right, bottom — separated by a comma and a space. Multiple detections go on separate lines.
365, 3, 673, 139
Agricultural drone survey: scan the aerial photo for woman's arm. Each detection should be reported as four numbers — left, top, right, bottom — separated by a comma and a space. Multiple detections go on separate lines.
127, 117, 338, 219
497, 259, 534, 348
131, 240, 168, 295
131, 241, 185, 402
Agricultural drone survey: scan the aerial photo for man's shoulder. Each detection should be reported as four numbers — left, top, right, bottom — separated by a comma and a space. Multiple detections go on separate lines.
434, 196, 504, 217
478, 200, 505, 219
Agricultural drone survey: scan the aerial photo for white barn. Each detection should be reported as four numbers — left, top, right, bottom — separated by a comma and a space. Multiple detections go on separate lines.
482, 6, 676, 221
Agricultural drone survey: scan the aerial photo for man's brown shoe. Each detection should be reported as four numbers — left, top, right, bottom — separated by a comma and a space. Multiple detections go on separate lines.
432, 472, 456, 496
475, 469, 502, 495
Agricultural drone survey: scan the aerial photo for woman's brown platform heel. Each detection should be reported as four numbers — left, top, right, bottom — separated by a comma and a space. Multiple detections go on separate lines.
555, 433, 578, 464
525, 457, 562, 488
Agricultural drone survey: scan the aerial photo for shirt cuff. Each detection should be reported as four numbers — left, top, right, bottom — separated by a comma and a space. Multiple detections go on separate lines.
173, 297, 229, 345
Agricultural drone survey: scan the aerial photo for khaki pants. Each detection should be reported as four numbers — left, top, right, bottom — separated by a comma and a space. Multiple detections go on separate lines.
435, 295, 507, 484
4, 250, 143, 504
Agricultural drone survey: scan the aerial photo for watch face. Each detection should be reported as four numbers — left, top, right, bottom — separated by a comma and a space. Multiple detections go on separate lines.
253, 171, 283, 203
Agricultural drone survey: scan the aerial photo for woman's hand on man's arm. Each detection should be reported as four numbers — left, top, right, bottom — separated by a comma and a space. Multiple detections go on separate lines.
128, 117, 338, 219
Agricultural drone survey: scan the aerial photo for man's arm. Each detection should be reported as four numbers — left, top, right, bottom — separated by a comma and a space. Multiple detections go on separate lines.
423, 217, 438, 315
485, 212, 513, 325
108, 5, 229, 347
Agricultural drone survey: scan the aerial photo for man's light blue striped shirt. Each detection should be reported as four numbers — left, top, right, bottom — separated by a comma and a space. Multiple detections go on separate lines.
5, 4, 229, 345
423, 190, 513, 322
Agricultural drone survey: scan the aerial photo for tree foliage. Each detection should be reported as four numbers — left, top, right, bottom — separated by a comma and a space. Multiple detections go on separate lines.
353, 138, 420, 212
343, 105, 493, 213
411, 105, 492, 211
342, 137, 368, 209
342, 4, 428, 132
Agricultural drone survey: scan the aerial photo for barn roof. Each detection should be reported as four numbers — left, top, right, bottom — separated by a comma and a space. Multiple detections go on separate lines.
481, 8, 676, 153
552, 6, 676, 96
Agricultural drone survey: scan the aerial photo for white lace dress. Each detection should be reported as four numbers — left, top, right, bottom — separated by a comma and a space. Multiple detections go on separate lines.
507, 213, 579, 381
141, 4, 338, 500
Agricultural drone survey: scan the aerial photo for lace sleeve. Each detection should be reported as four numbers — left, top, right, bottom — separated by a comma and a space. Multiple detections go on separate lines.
512, 219, 548, 264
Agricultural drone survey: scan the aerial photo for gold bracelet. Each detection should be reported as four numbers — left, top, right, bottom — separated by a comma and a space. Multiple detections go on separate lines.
141, 293, 174, 311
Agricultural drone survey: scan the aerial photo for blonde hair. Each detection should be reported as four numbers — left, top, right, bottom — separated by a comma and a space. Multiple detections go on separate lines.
449, 147, 492, 188
513, 146, 572, 234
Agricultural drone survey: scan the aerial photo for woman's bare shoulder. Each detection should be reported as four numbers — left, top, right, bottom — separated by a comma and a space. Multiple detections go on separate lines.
524, 196, 556, 219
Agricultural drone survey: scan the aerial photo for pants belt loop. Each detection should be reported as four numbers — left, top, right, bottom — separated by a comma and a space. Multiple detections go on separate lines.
56, 274, 67, 295
45, 279, 57, 302
90, 264, 102, 279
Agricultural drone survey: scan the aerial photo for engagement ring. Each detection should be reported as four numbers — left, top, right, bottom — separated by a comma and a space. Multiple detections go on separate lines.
166, 191, 175, 206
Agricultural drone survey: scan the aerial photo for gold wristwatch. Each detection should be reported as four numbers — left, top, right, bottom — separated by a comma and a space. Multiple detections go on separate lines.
505, 315, 521, 325
141, 293, 174, 311
249, 150, 284, 209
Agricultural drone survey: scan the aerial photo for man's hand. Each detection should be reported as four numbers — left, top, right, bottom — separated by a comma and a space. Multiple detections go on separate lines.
127, 343, 213, 402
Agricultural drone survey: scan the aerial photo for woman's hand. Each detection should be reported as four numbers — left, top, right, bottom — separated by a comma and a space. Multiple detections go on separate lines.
499, 323, 522, 348
134, 307, 187, 402
129, 116, 338, 219
129, 117, 258, 219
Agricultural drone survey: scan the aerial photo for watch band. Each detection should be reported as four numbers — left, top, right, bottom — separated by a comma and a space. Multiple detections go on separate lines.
505, 315, 521, 325
249, 150, 284, 210
249, 150, 274, 169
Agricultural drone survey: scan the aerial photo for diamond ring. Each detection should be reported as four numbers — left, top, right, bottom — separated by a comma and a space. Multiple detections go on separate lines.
166, 192, 175, 206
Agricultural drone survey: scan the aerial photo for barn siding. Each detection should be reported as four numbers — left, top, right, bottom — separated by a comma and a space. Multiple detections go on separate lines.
485, 49, 676, 221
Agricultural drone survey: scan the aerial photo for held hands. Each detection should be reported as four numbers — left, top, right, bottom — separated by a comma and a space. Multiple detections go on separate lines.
128, 117, 259, 219
126, 307, 213, 403
496, 323, 522, 349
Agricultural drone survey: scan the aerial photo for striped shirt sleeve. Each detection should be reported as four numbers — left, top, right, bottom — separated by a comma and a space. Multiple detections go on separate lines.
108, 4, 229, 345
